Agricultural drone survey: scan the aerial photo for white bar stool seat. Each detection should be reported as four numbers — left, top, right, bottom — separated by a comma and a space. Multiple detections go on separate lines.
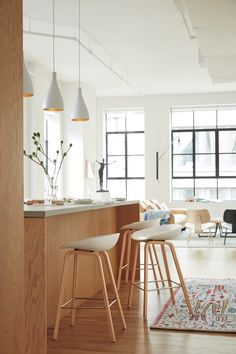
128, 224, 193, 319
53, 233, 126, 343
117, 219, 163, 290
63, 233, 119, 251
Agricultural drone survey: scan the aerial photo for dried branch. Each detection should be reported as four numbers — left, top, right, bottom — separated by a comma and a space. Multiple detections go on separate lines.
24, 132, 72, 198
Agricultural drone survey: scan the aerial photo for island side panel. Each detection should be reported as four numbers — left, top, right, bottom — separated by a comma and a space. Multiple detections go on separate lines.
116, 203, 140, 230
45, 207, 117, 327
24, 217, 47, 354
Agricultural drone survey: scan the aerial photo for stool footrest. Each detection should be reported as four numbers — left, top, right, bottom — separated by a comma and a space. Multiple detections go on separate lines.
61, 296, 117, 310
133, 279, 181, 292
121, 264, 128, 270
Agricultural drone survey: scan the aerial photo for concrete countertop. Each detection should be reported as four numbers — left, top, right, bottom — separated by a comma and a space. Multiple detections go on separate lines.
24, 200, 140, 218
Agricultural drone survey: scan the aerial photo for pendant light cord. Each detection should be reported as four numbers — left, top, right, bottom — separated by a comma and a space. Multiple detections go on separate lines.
78, 0, 81, 88
53, 0, 55, 72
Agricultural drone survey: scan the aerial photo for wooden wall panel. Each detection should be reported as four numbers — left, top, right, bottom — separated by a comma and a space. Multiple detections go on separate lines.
24, 218, 47, 354
116, 203, 140, 230
0, 1, 24, 354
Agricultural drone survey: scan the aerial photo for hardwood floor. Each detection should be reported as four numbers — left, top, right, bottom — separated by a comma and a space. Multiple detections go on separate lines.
47, 247, 236, 354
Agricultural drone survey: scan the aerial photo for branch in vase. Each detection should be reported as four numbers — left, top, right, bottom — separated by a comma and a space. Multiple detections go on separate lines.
24, 132, 73, 199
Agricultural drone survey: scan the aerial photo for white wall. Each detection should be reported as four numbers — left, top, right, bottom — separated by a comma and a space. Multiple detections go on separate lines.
96, 92, 236, 217
62, 82, 96, 198
23, 61, 49, 199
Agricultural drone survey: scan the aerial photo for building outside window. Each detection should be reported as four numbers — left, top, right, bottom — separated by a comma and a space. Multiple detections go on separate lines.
105, 109, 145, 200
171, 107, 236, 201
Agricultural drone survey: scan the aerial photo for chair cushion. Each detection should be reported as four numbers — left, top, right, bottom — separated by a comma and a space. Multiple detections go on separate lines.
202, 222, 216, 231
143, 209, 170, 225
186, 222, 216, 232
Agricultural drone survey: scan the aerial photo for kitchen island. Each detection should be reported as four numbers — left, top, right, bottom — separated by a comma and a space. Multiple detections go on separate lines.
24, 200, 139, 354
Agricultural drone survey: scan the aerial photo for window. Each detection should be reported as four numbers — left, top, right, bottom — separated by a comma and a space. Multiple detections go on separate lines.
44, 112, 61, 196
171, 107, 236, 201
105, 109, 145, 199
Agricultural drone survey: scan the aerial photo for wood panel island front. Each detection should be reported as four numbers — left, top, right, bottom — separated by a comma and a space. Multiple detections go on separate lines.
24, 200, 139, 354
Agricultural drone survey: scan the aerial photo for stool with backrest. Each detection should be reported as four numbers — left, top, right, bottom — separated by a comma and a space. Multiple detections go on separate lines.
127, 224, 193, 319
53, 233, 126, 343
223, 209, 236, 245
117, 220, 164, 290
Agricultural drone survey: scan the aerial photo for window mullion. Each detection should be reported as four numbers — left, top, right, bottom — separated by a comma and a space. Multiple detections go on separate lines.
125, 131, 128, 178
215, 129, 219, 178
193, 130, 195, 196
105, 132, 108, 185
125, 114, 128, 197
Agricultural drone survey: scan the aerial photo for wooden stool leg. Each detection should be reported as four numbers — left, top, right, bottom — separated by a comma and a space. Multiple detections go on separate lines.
143, 241, 150, 319
152, 244, 165, 287
167, 242, 193, 314
117, 230, 129, 290
148, 246, 160, 293
128, 241, 139, 308
71, 253, 78, 326
187, 227, 192, 246
209, 228, 213, 244
125, 232, 132, 283
95, 253, 116, 343
53, 251, 73, 340
160, 244, 175, 305
103, 251, 126, 330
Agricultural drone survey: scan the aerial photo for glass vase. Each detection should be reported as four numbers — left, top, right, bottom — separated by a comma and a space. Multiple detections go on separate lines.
45, 183, 58, 202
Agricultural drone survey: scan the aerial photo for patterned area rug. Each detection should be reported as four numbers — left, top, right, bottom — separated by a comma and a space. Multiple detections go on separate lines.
151, 279, 236, 333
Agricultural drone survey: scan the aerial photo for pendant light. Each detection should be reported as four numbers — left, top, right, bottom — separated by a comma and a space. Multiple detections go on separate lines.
23, 56, 34, 97
43, 0, 64, 111
70, 0, 89, 121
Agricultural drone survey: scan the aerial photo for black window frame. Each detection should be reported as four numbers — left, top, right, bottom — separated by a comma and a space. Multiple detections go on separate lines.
105, 110, 145, 198
171, 108, 236, 200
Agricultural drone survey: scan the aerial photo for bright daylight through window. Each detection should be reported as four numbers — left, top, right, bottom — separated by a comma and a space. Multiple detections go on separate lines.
44, 112, 61, 196
105, 109, 145, 200
171, 107, 236, 201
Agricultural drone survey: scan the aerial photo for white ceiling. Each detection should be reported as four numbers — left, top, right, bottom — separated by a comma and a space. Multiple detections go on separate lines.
23, 0, 236, 96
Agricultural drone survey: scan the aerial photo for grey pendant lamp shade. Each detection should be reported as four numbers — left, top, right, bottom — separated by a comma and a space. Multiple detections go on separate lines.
23, 58, 34, 97
43, 71, 63, 111
70, 0, 89, 121
43, 0, 64, 111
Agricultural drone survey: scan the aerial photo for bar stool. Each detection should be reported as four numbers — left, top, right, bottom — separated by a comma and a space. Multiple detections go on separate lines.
128, 224, 193, 319
53, 233, 126, 343
117, 220, 164, 290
